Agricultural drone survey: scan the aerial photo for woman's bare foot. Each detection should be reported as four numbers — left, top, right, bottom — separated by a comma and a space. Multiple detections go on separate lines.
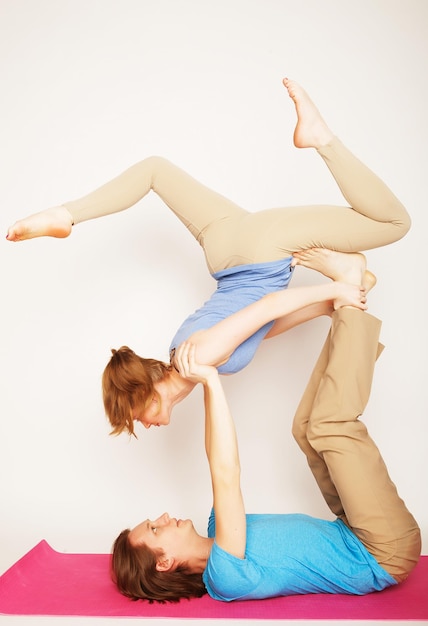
6, 206, 73, 242
363, 270, 376, 293
333, 282, 368, 311
282, 78, 334, 149
292, 247, 372, 287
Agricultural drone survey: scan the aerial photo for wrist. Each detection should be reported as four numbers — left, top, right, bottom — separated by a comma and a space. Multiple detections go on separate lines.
204, 369, 221, 389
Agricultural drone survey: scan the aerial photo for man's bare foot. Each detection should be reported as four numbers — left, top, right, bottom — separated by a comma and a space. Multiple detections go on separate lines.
6, 206, 73, 242
292, 247, 372, 287
282, 78, 334, 149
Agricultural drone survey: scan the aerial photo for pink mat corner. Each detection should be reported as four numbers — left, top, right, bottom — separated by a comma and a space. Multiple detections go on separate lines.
0, 540, 427, 619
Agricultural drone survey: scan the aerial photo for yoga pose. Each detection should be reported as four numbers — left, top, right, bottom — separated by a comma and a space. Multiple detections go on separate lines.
6, 80, 411, 435
111, 303, 421, 602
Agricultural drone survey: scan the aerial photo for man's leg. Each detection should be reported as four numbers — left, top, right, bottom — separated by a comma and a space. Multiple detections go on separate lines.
306, 308, 420, 581
292, 322, 384, 519
292, 331, 347, 520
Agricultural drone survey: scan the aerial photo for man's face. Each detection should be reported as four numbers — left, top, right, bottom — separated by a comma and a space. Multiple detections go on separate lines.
129, 512, 196, 568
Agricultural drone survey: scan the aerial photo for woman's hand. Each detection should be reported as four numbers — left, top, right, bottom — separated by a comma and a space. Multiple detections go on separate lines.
333, 282, 367, 310
174, 341, 218, 385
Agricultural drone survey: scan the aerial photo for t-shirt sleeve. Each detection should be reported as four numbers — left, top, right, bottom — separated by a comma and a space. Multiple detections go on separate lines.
207, 508, 215, 537
203, 542, 261, 601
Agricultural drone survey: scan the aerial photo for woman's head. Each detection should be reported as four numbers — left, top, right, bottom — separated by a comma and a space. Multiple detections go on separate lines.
102, 346, 171, 436
111, 525, 207, 603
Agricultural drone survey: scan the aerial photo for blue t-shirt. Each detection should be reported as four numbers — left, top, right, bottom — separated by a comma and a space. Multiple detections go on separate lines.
169, 258, 294, 374
203, 511, 396, 601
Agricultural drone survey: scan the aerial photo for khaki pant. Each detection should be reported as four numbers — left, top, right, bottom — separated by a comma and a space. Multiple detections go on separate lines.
64, 138, 411, 273
292, 308, 421, 582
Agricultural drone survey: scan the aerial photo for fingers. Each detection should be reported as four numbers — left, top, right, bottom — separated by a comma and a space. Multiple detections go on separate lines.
175, 342, 218, 386
355, 286, 368, 310
175, 341, 195, 378
176, 341, 207, 381
333, 284, 369, 311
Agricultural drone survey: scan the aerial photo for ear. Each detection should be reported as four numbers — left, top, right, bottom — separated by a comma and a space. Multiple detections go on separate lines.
155, 555, 175, 572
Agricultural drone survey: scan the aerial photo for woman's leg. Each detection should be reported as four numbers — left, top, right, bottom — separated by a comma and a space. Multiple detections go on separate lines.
7, 80, 411, 266
6, 157, 247, 269
65, 156, 247, 235
306, 308, 420, 582
286, 79, 411, 251
239, 81, 410, 262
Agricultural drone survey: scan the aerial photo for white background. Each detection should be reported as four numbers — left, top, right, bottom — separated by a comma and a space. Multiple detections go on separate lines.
0, 1, 427, 625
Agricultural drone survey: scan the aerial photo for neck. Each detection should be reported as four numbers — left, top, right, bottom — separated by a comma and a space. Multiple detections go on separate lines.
167, 367, 197, 402
187, 537, 214, 574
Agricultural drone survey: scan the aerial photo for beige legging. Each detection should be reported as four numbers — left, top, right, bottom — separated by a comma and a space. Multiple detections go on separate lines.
64, 138, 411, 274
292, 308, 421, 583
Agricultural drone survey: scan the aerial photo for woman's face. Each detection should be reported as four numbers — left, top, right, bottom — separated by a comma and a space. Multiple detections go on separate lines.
133, 379, 174, 429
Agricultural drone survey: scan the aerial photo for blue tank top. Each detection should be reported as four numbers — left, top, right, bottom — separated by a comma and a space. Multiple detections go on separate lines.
169, 258, 294, 374
203, 511, 396, 601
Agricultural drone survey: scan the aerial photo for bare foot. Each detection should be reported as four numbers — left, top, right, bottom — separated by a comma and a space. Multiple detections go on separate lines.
333, 282, 368, 311
363, 270, 376, 293
292, 248, 368, 286
282, 78, 334, 149
6, 206, 73, 242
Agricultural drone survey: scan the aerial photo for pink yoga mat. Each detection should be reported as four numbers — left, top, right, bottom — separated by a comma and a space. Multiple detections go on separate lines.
0, 540, 427, 619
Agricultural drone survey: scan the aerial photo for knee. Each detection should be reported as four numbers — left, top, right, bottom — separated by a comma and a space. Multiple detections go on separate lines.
291, 418, 306, 446
306, 421, 338, 456
143, 155, 171, 170
306, 418, 367, 453
306, 421, 327, 452
386, 526, 422, 583
394, 208, 411, 239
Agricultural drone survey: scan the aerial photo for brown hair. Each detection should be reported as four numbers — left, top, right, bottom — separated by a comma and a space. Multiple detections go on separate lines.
102, 346, 171, 437
111, 529, 207, 603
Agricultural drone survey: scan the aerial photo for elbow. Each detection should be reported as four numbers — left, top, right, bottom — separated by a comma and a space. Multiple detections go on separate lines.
215, 460, 241, 485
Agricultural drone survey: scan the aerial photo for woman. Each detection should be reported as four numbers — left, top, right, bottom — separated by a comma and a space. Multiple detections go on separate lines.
111, 304, 421, 603
6, 80, 410, 435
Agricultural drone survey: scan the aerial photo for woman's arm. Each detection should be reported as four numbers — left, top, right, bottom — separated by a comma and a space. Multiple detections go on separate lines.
188, 281, 365, 367
265, 300, 334, 338
175, 342, 246, 559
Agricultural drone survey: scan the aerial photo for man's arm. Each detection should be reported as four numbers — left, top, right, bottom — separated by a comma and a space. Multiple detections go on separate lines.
175, 342, 246, 559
